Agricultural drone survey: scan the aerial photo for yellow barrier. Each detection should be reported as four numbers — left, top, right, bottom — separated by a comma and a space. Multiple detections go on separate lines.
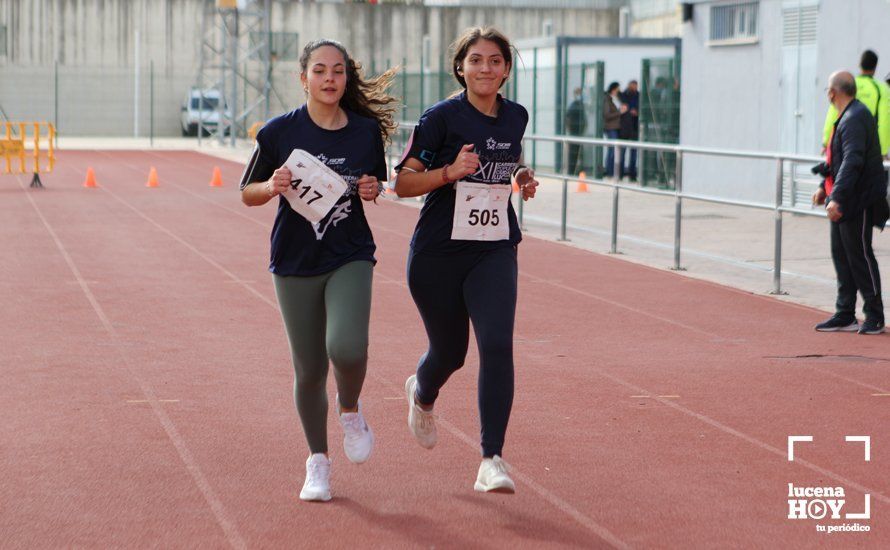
2, 121, 56, 188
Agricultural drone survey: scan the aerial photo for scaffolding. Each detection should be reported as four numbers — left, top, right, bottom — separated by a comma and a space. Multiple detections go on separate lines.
195, 0, 277, 145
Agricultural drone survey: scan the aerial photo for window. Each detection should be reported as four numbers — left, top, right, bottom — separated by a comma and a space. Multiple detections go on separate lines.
782, 4, 818, 46
191, 97, 221, 110
709, 2, 759, 45
249, 31, 299, 61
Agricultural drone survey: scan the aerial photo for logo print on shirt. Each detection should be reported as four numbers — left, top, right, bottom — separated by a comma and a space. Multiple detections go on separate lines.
485, 137, 511, 151
473, 161, 519, 182
317, 153, 346, 166
312, 199, 352, 241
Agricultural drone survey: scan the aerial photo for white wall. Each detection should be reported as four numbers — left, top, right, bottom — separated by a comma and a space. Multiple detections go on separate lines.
680, 0, 788, 204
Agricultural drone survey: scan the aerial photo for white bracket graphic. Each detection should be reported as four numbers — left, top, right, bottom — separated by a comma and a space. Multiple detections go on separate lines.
788, 435, 813, 461
847, 494, 871, 520
845, 436, 871, 462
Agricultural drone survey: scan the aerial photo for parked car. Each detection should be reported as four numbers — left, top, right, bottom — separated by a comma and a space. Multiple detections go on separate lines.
181, 89, 231, 136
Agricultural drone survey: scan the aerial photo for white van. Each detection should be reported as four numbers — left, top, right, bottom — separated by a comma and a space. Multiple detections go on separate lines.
181, 89, 231, 136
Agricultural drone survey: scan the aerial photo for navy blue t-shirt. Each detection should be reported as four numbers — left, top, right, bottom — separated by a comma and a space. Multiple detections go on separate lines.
397, 92, 528, 254
247, 106, 387, 276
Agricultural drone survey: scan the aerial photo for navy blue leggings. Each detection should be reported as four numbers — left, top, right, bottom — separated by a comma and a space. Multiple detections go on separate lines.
407, 246, 517, 458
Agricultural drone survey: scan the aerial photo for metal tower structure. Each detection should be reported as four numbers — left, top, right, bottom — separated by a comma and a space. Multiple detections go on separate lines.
195, 0, 274, 146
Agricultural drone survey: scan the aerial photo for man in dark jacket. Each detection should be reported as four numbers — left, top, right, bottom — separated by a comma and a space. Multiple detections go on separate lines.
619, 80, 640, 180
812, 71, 888, 334
565, 88, 587, 175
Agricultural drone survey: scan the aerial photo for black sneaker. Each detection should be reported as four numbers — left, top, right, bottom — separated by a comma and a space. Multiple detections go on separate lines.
858, 319, 886, 335
814, 315, 858, 332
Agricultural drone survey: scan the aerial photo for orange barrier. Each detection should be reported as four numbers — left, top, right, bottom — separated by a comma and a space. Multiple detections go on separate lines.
1, 121, 56, 188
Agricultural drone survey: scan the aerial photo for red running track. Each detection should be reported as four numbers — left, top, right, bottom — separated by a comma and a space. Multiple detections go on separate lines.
1, 150, 888, 549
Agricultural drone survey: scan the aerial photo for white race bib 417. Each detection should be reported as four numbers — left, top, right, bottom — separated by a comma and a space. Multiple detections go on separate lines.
451, 181, 511, 241
281, 149, 348, 224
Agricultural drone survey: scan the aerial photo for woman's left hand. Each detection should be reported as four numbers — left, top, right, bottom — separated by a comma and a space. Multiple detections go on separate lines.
356, 174, 380, 202
516, 168, 539, 201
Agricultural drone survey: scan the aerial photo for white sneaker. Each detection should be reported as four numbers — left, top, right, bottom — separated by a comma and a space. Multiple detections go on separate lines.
337, 395, 374, 464
474, 455, 515, 493
405, 375, 437, 449
299, 453, 332, 502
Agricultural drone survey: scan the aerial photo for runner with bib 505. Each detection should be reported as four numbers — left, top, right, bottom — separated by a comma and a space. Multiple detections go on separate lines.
394, 27, 539, 494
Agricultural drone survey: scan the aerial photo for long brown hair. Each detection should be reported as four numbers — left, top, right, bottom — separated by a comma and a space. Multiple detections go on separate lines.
299, 39, 399, 145
450, 27, 514, 90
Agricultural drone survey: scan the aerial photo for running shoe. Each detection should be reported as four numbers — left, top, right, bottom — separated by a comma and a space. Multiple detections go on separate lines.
299, 453, 332, 502
338, 395, 374, 464
405, 375, 437, 449
814, 315, 858, 332
474, 455, 515, 494
858, 318, 886, 335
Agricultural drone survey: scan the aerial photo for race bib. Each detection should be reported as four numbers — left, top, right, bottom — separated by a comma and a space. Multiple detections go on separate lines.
281, 149, 349, 224
451, 181, 511, 241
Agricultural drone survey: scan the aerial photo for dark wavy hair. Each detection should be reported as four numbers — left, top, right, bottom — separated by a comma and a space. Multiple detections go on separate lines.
299, 39, 399, 144
450, 27, 514, 90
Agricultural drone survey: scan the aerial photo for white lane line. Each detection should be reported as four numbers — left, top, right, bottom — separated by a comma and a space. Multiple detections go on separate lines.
18, 175, 247, 550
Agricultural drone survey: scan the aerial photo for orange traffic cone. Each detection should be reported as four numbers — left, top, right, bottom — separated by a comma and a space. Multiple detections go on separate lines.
146, 167, 159, 188
83, 167, 98, 188
209, 166, 223, 187
575, 171, 588, 193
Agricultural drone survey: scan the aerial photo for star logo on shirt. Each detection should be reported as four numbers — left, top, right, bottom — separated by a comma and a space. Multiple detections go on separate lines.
486, 138, 497, 150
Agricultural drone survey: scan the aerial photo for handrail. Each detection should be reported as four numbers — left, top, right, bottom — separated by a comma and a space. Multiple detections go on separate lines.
388, 122, 890, 295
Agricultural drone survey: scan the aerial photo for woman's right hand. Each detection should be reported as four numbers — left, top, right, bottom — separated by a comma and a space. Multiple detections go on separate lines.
447, 144, 480, 181
267, 166, 293, 197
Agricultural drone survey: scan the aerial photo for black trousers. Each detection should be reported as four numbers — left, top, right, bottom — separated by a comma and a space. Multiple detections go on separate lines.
568, 143, 583, 175
831, 207, 884, 323
407, 246, 517, 458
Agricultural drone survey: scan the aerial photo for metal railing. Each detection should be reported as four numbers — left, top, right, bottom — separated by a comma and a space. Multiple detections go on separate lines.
387, 125, 890, 296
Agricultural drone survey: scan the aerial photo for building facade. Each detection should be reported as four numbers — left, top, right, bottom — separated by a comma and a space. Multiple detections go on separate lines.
680, 0, 890, 203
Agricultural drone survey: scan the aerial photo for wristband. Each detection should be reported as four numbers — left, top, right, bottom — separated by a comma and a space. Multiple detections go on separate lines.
441, 163, 453, 184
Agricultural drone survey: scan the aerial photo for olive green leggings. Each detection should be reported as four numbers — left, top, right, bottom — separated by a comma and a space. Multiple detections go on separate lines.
273, 261, 373, 454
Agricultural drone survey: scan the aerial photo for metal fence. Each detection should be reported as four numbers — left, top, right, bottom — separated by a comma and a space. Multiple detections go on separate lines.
387, 126, 890, 296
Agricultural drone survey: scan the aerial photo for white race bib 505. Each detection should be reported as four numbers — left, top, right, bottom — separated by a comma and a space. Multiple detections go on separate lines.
282, 149, 348, 224
451, 181, 511, 241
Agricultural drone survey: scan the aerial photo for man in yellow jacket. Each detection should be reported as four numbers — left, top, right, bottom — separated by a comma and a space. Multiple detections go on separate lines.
823, 50, 890, 157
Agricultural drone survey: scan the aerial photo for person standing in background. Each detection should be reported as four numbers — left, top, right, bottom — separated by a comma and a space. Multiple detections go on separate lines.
822, 50, 890, 158
565, 87, 587, 175
619, 80, 640, 181
603, 82, 626, 178
812, 71, 888, 335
